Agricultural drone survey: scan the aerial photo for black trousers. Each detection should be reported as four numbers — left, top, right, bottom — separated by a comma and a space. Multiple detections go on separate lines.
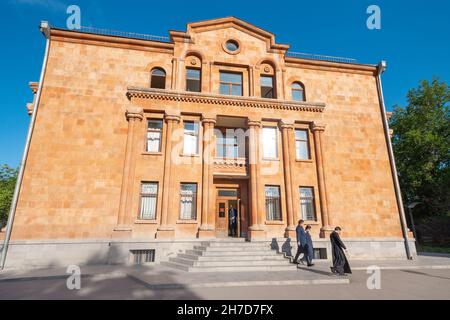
294, 244, 312, 264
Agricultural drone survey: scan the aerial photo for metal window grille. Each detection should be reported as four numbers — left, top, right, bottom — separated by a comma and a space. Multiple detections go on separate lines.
300, 187, 316, 221
265, 186, 282, 221
131, 250, 155, 265
140, 183, 158, 220
180, 184, 198, 220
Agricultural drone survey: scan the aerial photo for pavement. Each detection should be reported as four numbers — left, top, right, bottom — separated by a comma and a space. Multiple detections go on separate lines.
0, 254, 449, 299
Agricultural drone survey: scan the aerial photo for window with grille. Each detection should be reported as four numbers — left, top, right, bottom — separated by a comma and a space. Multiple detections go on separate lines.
265, 186, 282, 221
140, 183, 158, 220
183, 121, 199, 155
261, 75, 275, 99
262, 127, 278, 159
180, 183, 197, 220
295, 129, 310, 160
147, 120, 163, 153
300, 187, 316, 221
219, 71, 243, 96
186, 68, 201, 92
131, 250, 155, 265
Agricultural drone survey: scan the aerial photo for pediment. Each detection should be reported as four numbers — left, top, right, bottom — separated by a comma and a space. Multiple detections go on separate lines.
170, 17, 289, 53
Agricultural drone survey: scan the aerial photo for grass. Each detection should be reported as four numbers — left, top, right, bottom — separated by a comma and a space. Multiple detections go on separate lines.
417, 244, 450, 254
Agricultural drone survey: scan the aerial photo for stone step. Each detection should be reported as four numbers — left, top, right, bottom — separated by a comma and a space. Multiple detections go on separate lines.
170, 257, 290, 267
201, 241, 270, 248
178, 253, 285, 262
188, 265, 297, 273
193, 246, 270, 252
186, 250, 278, 257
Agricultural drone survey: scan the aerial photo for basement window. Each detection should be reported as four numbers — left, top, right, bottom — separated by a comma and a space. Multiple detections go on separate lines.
131, 249, 155, 265
314, 248, 328, 260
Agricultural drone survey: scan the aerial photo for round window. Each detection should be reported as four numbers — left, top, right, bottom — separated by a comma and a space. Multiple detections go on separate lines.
225, 40, 239, 52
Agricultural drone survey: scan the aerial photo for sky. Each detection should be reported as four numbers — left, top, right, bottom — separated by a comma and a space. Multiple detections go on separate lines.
0, 0, 449, 167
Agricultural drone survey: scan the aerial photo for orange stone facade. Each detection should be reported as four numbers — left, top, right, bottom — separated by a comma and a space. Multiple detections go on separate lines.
9, 17, 414, 264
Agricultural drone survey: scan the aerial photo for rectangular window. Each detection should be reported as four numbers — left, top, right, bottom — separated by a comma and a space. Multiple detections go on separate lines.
131, 250, 155, 265
220, 71, 243, 96
186, 68, 201, 92
183, 121, 199, 155
147, 120, 163, 153
260, 75, 275, 99
140, 183, 158, 220
262, 127, 278, 159
300, 187, 316, 221
180, 183, 197, 220
265, 186, 282, 221
295, 129, 310, 160
216, 133, 239, 158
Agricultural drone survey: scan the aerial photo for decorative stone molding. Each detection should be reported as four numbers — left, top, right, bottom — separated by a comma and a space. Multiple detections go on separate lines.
201, 117, 217, 125
280, 120, 295, 130
311, 122, 326, 132
127, 87, 326, 113
247, 119, 262, 128
214, 158, 249, 177
164, 114, 181, 123
125, 106, 144, 121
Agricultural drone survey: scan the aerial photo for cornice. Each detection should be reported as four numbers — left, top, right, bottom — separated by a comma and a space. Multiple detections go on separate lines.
50, 29, 174, 53
127, 87, 325, 113
285, 57, 377, 75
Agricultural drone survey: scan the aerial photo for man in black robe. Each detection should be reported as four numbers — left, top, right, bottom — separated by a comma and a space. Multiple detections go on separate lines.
330, 227, 352, 276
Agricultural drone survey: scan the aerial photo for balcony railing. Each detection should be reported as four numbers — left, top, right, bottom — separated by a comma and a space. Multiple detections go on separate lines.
214, 158, 249, 177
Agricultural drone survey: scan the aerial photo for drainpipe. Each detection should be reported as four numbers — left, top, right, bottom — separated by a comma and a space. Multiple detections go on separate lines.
376, 60, 413, 260
0, 21, 52, 270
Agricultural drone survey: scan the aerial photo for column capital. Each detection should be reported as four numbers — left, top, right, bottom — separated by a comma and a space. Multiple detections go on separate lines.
311, 122, 326, 132
247, 118, 262, 128
165, 113, 181, 123
202, 116, 217, 125
126, 106, 144, 121
279, 120, 295, 130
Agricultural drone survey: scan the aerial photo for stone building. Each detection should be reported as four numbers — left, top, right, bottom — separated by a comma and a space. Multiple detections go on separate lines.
4, 17, 415, 269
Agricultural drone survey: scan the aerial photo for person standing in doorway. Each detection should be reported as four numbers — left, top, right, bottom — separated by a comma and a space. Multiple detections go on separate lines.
304, 225, 315, 267
330, 227, 352, 276
293, 220, 307, 264
228, 205, 238, 237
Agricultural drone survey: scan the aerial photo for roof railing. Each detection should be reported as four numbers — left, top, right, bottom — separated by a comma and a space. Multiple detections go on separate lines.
286, 51, 357, 64
54, 25, 358, 63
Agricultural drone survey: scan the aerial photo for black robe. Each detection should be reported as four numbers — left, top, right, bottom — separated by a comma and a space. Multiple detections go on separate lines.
330, 231, 352, 275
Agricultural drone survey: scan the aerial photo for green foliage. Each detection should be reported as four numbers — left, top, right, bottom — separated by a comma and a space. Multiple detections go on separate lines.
0, 164, 18, 228
390, 78, 450, 219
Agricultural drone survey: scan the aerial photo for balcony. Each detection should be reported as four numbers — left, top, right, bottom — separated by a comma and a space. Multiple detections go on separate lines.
213, 158, 249, 178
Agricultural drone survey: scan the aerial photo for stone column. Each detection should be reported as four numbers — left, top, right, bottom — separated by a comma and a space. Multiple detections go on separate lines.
115, 106, 144, 232
157, 113, 181, 239
199, 117, 216, 238
280, 120, 296, 238
311, 123, 333, 237
247, 119, 265, 239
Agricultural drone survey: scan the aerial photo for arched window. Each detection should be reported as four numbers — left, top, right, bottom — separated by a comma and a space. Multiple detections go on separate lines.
292, 82, 305, 101
150, 68, 166, 89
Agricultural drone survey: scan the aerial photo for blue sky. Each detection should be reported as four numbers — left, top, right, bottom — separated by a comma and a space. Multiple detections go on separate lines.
1, 0, 449, 167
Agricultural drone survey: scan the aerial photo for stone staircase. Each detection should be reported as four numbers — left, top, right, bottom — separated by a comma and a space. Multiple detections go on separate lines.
162, 239, 297, 272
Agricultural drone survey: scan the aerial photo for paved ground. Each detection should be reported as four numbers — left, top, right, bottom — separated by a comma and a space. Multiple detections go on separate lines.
0, 255, 449, 300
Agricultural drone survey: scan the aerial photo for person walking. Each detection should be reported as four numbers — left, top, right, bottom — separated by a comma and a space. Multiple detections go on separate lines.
293, 220, 307, 264
330, 227, 352, 276
304, 225, 315, 267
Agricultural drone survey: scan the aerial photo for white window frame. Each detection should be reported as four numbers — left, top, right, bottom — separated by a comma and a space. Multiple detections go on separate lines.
146, 119, 163, 153
139, 182, 158, 220
262, 127, 278, 159
295, 129, 310, 160
183, 121, 199, 155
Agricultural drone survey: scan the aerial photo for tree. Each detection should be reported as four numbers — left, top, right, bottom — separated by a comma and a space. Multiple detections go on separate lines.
0, 164, 18, 228
390, 78, 450, 219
